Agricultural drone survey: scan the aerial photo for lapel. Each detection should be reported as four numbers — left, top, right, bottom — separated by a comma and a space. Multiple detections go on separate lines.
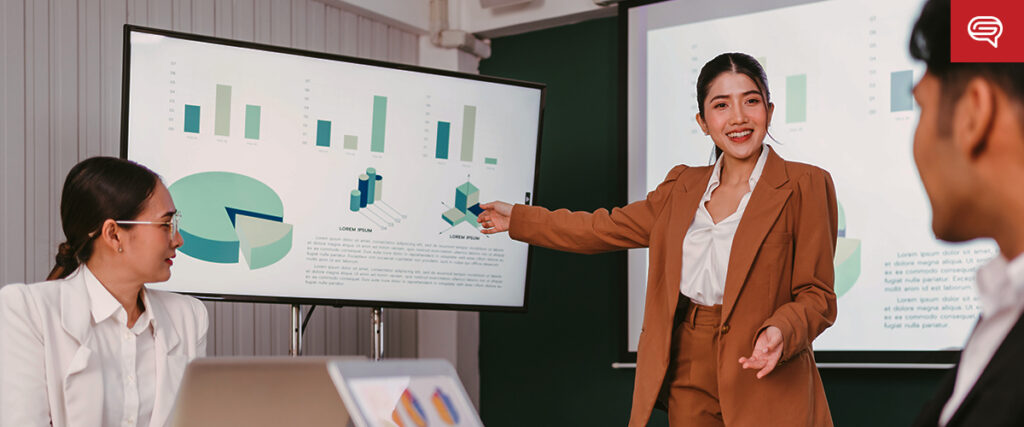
59, 268, 103, 427
722, 148, 792, 323
946, 311, 1024, 426
663, 166, 712, 318
146, 289, 184, 427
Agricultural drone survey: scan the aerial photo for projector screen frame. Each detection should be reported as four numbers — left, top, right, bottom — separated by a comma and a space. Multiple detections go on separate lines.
616, 0, 964, 367
118, 24, 546, 313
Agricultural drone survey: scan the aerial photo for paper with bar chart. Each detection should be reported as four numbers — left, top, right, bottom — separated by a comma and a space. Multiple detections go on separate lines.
632, 0, 995, 353
125, 30, 542, 308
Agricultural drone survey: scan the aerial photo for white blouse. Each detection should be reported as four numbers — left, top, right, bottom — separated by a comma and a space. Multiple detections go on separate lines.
680, 144, 769, 306
83, 269, 156, 427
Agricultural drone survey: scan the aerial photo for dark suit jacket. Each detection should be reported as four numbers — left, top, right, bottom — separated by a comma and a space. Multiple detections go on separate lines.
915, 312, 1024, 426
509, 147, 837, 426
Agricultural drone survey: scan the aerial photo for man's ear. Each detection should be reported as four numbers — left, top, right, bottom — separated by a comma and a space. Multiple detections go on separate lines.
953, 77, 996, 159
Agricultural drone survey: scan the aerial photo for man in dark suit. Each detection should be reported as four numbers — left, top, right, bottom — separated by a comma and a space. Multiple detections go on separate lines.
909, 0, 1024, 426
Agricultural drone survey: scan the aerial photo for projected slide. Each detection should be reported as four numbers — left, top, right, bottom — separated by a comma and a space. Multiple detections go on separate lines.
126, 28, 541, 308
629, 0, 994, 353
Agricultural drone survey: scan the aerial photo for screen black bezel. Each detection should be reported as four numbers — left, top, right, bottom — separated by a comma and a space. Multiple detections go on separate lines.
119, 24, 546, 313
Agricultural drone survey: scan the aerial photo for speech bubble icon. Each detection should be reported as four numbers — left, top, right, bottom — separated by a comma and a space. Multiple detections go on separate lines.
968, 16, 1003, 48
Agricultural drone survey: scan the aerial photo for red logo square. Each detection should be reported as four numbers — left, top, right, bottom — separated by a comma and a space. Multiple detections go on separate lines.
951, 0, 1024, 62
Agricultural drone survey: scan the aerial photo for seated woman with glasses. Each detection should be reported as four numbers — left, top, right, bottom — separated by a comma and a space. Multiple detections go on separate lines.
0, 156, 208, 427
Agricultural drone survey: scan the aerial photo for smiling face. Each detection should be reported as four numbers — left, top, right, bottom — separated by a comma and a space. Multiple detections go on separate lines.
696, 71, 774, 162
120, 182, 183, 284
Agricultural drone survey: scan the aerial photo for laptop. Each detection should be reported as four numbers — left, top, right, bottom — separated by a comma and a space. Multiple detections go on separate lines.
170, 356, 358, 427
327, 359, 484, 427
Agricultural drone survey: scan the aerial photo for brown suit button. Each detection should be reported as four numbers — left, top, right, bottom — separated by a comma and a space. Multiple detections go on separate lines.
720, 325, 730, 334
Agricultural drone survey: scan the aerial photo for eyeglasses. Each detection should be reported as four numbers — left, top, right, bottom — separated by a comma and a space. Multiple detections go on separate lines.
115, 211, 182, 238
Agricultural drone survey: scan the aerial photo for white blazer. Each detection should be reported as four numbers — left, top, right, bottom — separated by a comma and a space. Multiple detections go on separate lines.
0, 267, 208, 427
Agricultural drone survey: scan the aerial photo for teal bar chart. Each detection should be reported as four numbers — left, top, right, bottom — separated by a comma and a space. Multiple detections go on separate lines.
371, 96, 387, 153
436, 121, 450, 159
245, 105, 261, 140
317, 120, 332, 147
184, 104, 200, 134
890, 70, 914, 112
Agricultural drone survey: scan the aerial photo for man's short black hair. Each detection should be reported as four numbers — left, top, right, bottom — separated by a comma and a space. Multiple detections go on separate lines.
910, 0, 1024, 130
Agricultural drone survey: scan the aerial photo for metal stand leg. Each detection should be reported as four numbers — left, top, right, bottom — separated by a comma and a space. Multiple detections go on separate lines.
290, 304, 302, 356
371, 307, 384, 361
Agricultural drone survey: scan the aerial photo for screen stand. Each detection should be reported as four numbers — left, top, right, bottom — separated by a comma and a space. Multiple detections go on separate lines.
371, 307, 384, 361
290, 304, 302, 356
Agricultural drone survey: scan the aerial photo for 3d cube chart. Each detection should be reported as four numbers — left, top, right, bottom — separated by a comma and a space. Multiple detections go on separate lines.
443, 181, 483, 227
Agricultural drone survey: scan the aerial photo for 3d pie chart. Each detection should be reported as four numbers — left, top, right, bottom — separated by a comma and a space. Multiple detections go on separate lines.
168, 171, 293, 270
834, 202, 861, 297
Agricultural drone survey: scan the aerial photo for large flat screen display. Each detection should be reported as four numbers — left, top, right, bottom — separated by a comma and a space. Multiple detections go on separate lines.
122, 26, 544, 311
626, 0, 994, 364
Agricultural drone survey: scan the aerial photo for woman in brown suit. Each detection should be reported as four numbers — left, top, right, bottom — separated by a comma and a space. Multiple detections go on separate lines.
477, 53, 837, 426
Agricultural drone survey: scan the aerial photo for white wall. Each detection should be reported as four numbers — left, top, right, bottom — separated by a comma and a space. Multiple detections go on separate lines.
0, 0, 422, 365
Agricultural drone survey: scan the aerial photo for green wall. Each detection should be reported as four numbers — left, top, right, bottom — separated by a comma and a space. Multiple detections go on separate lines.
478, 15, 949, 427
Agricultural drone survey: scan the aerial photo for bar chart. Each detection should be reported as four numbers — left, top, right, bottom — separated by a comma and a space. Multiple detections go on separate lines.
430, 104, 493, 165
371, 96, 388, 153
890, 70, 914, 112
435, 121, 451, 159
184, 104, 200, 133
317, 120, 332, 147
177, 83, 263, 139
348, 166, 404, 230
786, 74, 807, 124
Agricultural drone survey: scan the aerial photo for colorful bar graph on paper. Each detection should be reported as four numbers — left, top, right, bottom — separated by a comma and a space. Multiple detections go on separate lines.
890, 70, 914, 112
344, 135, 357, 150
184, 104, 200, 134
316, 120, 331, 147
436, 121, 451, 159
786, 74, 807, 123
485, 157, 497, 165
460, 105, 477, 162
245, 105, 261, 140
371, 96, 387, 153
215, 84, 232, 136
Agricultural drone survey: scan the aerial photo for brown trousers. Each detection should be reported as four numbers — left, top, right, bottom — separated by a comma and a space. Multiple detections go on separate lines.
667, 302, 724, 427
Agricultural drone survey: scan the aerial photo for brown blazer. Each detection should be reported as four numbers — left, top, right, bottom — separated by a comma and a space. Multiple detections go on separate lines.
509, 147, 838, 426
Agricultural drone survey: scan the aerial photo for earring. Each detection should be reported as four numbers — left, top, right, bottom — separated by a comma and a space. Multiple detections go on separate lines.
118, 247, 123, 253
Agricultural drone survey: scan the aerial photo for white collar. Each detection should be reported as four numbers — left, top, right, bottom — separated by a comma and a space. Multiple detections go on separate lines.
706, 143, 770, 195
975, 251, 1024, 318
83, 265, 154, 331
